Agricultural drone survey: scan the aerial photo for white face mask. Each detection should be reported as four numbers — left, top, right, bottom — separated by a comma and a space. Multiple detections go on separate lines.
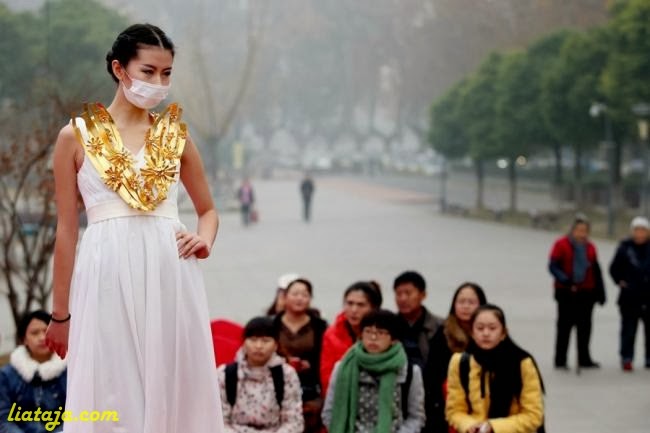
122, 73, 170, 109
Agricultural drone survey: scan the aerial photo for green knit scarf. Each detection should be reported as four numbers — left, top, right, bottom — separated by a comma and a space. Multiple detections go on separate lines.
329, 342, 407, 433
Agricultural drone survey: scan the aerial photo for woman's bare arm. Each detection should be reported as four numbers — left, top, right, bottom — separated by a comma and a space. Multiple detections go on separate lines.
178, 134, 219, 259
46, 124, 81, 358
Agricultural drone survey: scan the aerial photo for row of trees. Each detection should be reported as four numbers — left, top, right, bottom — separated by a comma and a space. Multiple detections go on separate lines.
428, 0, 650, 212
0, 0, 127, 336
112, 0, 608, 177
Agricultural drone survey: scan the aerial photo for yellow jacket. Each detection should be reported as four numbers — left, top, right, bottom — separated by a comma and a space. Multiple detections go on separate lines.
446, 353, 544, 433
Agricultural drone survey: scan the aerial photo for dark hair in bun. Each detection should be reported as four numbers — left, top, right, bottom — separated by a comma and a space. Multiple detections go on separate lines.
106, 23, 175, 83
344, 281, 383, 309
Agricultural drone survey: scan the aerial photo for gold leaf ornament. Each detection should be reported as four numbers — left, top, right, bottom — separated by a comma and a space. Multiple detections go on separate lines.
141, 157, 178, 189
86, 137, 104, 156
107, 149, 133, 170
104, 166, 125, 191
72, 103, 187, 212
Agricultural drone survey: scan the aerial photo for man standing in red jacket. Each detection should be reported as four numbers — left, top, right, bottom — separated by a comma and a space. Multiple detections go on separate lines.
548, 215, 606, 369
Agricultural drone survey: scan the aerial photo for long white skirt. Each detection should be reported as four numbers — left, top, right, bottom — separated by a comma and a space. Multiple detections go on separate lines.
64, 215, 224, 433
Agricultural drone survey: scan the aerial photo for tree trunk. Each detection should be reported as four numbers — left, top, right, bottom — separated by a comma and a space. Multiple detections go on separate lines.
610, 140, 623, 217
553, 144, 563, 186
509, 158, 518, 213
574, 143, 583, 207
475, 159, 485, 210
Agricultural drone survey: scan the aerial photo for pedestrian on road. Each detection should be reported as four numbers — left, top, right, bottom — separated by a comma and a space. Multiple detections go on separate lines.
217, 317, 304, 433
394, 271, 444, 369
320, 281, 383, 396
273, 278, 328, 433
609, 216, 650, 371
238, 177, 255, 226
322, 310, 426, 433
446, 304, 545, 433
548, 215, 606, 369
300, 173, 315, 222
424, 282, 487, 433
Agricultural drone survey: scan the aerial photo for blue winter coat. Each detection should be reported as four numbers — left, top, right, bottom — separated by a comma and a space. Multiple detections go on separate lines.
0, 346, 67, 433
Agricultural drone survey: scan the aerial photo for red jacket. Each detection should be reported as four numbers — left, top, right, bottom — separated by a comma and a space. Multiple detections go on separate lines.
549, 236, 599, 290
320, 312, 357, 396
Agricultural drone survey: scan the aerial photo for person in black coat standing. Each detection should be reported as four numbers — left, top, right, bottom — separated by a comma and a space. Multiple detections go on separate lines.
300, 174, 315, 222
609, 216, 650, 371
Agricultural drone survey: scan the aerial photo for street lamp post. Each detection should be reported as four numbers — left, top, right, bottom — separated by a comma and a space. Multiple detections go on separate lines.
590, 102, 615, 237
439, 156, 448, 213
632, 103, 650, 216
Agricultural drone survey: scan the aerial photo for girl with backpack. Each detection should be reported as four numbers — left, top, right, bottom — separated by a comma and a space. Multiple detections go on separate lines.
217, 317, 304, 433
322, 310, 426, 433
446, 305, 544, 433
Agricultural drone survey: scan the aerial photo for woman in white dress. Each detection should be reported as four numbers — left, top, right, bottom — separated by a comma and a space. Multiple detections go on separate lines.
45, 24, 224, 433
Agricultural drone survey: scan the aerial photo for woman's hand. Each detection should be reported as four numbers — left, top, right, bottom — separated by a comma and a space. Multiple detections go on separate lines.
45, 321, 70, 359
176, 231, 211, 259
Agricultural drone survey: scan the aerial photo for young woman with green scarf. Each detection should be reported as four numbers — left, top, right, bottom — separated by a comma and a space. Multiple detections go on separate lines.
322, 310, 426, 433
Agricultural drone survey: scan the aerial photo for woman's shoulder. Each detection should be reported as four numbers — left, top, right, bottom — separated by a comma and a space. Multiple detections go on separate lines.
56, 123, 79, 147
309, 313, 328, 331
449, 352, 464, 365
282, 362, 301, 381
0, 361, 17, 379
324, 316, 352, 342
519, 356, 539, 373
552, 235, 570, 248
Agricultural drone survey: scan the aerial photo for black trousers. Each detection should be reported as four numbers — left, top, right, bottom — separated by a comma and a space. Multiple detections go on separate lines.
302, 198, 312, 221
620, 302, 650, 363
555, 290, 596, 366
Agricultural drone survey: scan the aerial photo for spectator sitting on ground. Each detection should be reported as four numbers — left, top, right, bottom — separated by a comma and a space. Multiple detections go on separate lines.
273, 278, 327, 433
320, 281, 383, 396
266, 273, 300, 316
446, 304, 544, 433
393, 271, 444, 369
0, 310, 67, 433
425, 282, 487, 433
217, 317, 303, 433
322, 310, 426, 433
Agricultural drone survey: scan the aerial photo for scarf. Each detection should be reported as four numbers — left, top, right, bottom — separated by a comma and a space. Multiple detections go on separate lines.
570, 237, 589, 284
329, 342, 407, 433
468, 337, 543, 418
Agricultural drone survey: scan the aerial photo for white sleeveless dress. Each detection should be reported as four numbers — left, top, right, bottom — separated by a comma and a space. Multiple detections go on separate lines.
63, 119, 224, 433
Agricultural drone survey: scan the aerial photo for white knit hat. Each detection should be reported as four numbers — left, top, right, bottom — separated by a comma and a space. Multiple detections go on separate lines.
631, 216, 650, 230
277, 273, 300, 290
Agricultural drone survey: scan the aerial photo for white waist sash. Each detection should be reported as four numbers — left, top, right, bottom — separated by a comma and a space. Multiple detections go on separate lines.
86, 200, 179, 225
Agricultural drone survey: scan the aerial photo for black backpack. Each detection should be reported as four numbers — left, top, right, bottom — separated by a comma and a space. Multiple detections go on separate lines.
225, 362, 285, 408
459, 353, 545, 433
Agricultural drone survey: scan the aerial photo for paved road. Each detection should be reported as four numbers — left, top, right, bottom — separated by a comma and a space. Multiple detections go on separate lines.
199, 175, 647, 433
0, 174, 646, 431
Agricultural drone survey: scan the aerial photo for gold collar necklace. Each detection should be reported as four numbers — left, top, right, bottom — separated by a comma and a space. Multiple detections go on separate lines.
73, 102, 187, 211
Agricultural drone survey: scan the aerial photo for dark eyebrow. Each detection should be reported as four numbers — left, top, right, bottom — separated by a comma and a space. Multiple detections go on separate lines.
141, 64, 173, 71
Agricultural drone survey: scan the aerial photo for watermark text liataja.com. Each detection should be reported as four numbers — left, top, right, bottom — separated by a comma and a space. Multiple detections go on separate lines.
7, 403, 119, 432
